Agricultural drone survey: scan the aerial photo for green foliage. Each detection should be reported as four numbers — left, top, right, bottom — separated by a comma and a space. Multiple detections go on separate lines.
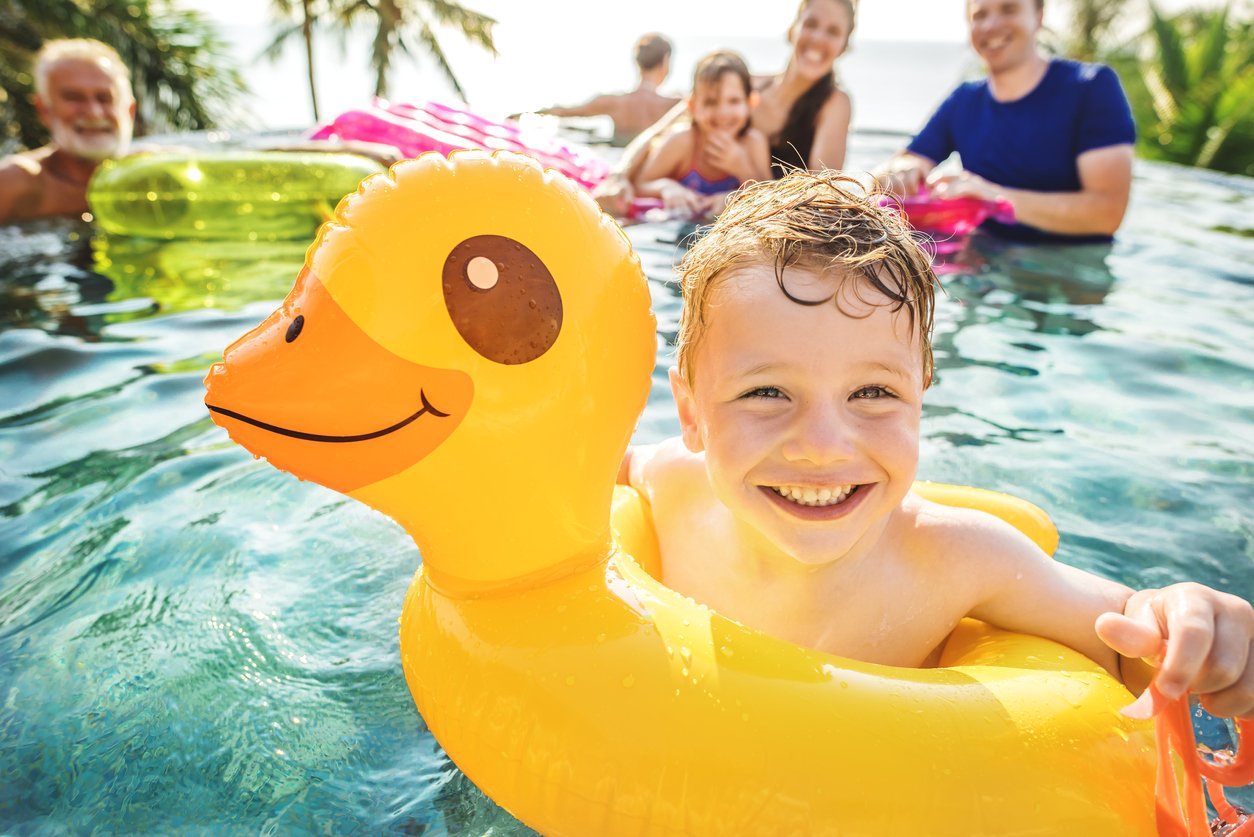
1059, 0, 1134, 62
0, 0, 247, 153
1109, 3, 1253, 176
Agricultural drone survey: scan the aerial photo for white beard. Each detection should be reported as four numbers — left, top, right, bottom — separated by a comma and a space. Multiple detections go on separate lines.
50, 113, 133, 162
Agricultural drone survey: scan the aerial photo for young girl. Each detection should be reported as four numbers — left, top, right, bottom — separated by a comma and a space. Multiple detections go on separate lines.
631, 51, 771, 219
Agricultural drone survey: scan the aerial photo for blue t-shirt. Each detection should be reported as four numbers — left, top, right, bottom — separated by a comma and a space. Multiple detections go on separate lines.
907, 58, 1135, 243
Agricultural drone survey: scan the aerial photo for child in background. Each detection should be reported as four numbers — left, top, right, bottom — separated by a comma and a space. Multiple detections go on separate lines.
621, 170, 1254, 721
631, 50, 771, 219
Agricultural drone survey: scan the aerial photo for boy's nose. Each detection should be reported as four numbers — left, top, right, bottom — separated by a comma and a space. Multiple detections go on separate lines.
781, 403, 857, 465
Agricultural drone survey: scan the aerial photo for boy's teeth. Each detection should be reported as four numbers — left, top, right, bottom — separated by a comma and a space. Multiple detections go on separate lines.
771, 484, 856, 507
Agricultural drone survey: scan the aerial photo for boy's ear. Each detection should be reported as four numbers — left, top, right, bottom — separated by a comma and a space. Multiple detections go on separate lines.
748, 90, 761, 111
669, 366, 705, 453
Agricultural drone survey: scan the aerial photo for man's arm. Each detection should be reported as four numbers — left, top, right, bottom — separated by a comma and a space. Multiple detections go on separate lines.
539, 94, 619, 119
932, 143, 1134, 236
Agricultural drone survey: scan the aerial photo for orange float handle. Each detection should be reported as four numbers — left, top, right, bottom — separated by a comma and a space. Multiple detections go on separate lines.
1155, 689, 1254, 836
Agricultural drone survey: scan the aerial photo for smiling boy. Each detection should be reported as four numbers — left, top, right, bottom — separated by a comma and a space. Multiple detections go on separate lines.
622, 170, 1254, 719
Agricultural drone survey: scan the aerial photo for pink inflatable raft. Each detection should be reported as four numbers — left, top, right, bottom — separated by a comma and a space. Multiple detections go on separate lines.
310, 100, 609, 191
880, 188, 1016, 253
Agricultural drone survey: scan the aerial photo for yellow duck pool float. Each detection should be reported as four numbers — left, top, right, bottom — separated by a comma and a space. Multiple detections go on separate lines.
204, 150, 1158, 835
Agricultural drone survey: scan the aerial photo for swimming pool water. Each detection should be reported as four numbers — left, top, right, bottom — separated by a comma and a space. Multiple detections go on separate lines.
1, 135, 1252, 833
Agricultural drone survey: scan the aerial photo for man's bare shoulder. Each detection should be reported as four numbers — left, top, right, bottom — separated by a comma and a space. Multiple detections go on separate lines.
0, 150, 48, 222
0, 149, 46, 180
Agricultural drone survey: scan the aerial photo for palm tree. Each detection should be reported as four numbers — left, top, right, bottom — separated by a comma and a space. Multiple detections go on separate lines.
262, 0, 324, 121
0, 0, 247, 152
1058, 0, 1132, 62
331, 0, 497, 101
1133, 3, 1253, 174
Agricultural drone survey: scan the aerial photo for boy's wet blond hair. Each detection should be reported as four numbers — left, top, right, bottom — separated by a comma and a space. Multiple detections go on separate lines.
675, 170, 939, 387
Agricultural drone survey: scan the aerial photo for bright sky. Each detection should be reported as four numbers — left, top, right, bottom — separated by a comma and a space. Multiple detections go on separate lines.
172, 0, 1221, 130
184, 0, 976, 42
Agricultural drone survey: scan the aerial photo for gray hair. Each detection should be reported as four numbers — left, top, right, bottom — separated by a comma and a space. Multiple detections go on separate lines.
34, 39, 132, 101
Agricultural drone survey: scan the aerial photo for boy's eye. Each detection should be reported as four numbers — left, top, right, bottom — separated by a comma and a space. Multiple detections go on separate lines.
852, 386, 895, 400
742, 386, 785, 400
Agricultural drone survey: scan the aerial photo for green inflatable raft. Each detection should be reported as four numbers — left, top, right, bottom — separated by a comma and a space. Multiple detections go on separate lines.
87, 150, 385, 240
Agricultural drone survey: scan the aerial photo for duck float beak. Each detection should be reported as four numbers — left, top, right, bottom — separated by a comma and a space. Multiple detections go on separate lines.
204, 265, 472, 494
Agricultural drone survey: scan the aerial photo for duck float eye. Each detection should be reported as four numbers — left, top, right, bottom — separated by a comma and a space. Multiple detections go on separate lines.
442, 234, 562, 365
284, 315, 305, 343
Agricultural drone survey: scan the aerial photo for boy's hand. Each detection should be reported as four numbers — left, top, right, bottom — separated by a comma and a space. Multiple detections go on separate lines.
1096, 583, 1254, 719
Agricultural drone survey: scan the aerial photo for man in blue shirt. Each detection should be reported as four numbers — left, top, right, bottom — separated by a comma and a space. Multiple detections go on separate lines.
876, 0, 1136, 242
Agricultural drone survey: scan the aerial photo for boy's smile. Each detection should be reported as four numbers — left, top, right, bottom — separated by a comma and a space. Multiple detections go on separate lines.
673, 262, 925, 566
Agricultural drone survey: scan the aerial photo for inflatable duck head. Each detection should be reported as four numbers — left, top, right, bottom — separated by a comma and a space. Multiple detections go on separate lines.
204, 150, 656, 591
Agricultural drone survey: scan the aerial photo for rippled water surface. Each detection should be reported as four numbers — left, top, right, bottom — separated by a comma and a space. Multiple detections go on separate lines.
2, 136, 1252, 833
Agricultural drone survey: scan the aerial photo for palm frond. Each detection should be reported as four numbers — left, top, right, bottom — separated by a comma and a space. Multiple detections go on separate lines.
1147, 2, 1190, 99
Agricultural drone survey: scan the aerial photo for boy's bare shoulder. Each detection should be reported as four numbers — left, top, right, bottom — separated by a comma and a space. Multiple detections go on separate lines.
899, 490, 1047, 569
627, 438, 705, 499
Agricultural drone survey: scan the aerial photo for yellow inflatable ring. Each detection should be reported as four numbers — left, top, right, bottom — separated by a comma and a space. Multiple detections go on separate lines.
204, 150, 1157, 834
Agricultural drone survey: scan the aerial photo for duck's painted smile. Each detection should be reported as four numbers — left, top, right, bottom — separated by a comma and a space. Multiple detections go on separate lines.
204, 267, 473, 494
206, 389, 450, 444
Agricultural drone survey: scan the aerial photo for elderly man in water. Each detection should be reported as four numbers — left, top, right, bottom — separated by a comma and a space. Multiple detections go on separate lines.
0, 39, 136, 224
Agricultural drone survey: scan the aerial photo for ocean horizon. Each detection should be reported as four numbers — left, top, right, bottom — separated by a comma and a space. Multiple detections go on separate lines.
214, 26, 976, 138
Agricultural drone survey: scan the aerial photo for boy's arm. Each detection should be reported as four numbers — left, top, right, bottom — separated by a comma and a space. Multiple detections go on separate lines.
955, 508, 1131, 677
954, 505, 1254, 718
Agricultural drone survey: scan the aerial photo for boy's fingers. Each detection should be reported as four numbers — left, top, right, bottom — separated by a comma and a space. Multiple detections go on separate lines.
1198, 643, 1254, 718
1120, 685, 1174, 720
1154, 597, 1216, 700
1192, 616, 1252, 696
1094, 611, 1163, 660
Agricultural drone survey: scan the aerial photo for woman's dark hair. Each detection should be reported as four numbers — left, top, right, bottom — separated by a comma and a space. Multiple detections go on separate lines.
769, 72, 835, 178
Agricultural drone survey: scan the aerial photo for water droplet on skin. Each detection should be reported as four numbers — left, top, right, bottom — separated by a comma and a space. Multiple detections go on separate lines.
565, 676, 575, 686
622, 675, 634, 688
719, 645, 733, 657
